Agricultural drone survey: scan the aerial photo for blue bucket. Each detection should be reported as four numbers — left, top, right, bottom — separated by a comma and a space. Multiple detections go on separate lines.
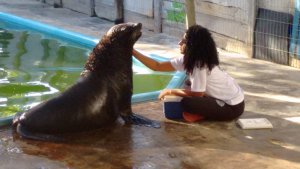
163, 96, 183, 119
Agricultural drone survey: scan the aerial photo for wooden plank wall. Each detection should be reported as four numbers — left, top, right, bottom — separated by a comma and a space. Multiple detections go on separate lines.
40, 0, 296, 61
124, 0, 153, 17
160, 0, 254, 57
94, 0, 116, 21
193, 0, 255, 56
40, 0, 255, 56
63, 0, 92, 16
94, 0, 158, 32
123, 0, 156, 32
43, 0, 62, 7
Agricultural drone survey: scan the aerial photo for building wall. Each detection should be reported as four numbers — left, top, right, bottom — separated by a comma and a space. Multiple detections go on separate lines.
40, 0, 295, 58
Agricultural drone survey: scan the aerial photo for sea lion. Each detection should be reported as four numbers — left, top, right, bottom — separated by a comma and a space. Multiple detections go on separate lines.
13, 22, 160, 141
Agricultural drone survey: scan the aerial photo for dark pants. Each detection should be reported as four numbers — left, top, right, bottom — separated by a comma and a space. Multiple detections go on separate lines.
181, 96, 244, 121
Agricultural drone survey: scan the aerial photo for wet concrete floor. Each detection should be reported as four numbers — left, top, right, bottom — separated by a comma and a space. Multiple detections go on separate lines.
0, 0, 300, 168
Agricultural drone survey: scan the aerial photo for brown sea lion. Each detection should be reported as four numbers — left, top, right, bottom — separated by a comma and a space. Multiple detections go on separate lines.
13, 22, 160, 141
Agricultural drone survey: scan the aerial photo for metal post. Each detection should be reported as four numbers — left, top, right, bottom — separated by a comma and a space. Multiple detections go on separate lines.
154, 0, 162, 33
90, 0, 96, 17
185, 0, 196, 29
249, 0, 257, 58
115, 0, 124, 24
54, 0, 62, 8
290, 0, 299, 57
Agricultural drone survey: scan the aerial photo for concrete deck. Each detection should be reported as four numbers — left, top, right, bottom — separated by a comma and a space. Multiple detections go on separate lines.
0, 1, 300, 169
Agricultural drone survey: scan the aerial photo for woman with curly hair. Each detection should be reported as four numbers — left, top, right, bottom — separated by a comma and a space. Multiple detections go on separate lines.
132, 25, 244, 122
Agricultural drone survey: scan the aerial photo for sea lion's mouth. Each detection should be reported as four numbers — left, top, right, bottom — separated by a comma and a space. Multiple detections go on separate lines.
134, 22, 142, 31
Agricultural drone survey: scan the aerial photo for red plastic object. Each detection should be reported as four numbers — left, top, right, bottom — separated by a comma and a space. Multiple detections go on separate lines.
183, 112, 204, 122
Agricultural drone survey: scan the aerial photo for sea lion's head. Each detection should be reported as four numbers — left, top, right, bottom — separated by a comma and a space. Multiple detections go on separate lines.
105, 22, 142, 47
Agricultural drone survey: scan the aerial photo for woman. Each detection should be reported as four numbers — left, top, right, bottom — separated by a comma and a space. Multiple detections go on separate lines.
132, 25, 244, 122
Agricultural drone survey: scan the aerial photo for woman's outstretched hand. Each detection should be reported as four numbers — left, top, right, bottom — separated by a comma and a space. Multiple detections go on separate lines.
158, 89, 172, 100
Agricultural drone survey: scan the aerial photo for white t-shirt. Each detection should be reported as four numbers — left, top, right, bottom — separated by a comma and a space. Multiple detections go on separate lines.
170, 56, 244, 105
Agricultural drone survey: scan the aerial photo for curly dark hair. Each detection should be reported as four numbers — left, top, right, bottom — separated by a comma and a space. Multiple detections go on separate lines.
183, 25, 219, 74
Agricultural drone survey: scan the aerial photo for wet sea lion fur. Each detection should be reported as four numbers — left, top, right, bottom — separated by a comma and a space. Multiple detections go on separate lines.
12, 23, 160, 141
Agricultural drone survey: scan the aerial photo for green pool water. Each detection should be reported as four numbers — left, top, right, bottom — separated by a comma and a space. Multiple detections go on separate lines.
0, 28, 173, 118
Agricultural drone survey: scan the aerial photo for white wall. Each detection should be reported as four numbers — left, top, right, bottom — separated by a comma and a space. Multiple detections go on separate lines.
124, 0, 153, 17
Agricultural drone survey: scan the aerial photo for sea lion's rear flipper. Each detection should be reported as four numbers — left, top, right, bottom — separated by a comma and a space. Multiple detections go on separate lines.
121, 113, 161, 128
16, 124, 64, 142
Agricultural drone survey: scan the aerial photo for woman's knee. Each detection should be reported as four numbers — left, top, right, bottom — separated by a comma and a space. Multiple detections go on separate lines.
180, 97, 198, 112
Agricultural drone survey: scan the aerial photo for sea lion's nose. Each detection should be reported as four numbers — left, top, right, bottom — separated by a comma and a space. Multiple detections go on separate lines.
134, 23, 142, 29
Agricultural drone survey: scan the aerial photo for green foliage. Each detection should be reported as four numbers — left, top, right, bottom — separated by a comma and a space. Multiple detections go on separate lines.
172, 1, 184, 9
166, 2, 185, 23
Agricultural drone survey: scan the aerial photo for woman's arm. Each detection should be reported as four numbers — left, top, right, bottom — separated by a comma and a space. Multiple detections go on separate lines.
132, 49, 175, 72
158, 88, 205, 100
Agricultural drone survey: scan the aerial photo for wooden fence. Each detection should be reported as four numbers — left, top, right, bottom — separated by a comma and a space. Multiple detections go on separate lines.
41, 0, 300, 68
41, 0, 251, 55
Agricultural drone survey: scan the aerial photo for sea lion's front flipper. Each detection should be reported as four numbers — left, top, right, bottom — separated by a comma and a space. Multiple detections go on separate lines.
12, 112, 23, 127
121, 113, 161, 128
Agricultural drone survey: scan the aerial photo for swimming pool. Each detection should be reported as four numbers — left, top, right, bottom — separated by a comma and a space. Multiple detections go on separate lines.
0, 12, 186, 126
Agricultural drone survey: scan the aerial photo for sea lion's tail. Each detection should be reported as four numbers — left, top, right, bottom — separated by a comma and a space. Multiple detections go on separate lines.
16, 124, 64, 142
